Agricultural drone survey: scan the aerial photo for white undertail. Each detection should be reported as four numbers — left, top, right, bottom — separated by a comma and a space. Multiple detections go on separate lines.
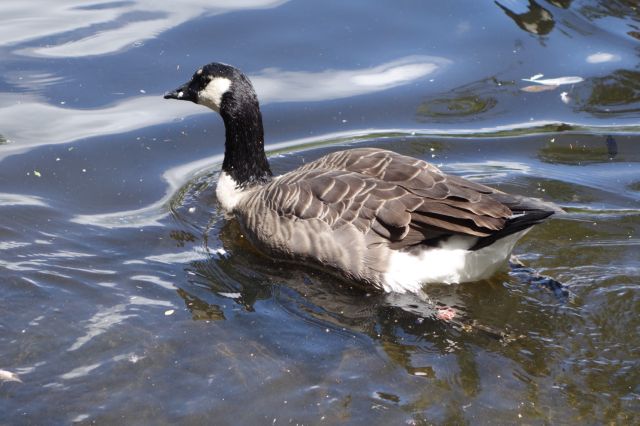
382, 230, 530, 293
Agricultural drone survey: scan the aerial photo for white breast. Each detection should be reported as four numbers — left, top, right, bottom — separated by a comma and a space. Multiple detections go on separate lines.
216, 171, 249, 211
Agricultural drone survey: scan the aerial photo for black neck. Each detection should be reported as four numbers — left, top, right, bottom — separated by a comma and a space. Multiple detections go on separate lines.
220, 100, 272, 187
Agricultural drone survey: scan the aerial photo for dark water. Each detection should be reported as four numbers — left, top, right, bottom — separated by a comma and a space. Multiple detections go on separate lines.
1, 1, 639, 424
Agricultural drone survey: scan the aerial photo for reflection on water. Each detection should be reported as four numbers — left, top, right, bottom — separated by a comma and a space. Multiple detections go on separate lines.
416, 77, 505, 121
495, 0, 555, 35
548, 0, 573, 8
538, 134, 624, 165
579, 69, 640, 116
2, 0, 290, 57
252, 56, 448, 103
417, 66, 640, 127
0, 56, 446, 155
0, 93, 196, 155
578, 0, 640, 21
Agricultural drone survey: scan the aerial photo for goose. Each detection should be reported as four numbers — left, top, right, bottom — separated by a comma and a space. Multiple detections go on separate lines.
164, 62, 560, 293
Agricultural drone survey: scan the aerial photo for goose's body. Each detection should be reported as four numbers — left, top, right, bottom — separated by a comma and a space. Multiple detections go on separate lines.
165, 62, 559, 293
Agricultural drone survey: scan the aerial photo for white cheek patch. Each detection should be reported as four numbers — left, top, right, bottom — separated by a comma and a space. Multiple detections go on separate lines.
198, 77, 232, 112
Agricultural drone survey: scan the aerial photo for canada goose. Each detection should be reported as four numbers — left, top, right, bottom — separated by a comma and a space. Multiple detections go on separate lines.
165, 62, 560, 293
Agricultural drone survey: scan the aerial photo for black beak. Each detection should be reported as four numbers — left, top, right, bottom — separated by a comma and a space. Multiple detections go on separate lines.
163, 81, 196, 102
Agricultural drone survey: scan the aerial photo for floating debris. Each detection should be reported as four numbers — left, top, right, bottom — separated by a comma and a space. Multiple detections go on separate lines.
218, 292, 241, 299
33, 170, 42, 177
560, 91, 570, 104
164, 309, 175, 316
586, 52, 620, 64
522, 74, 584, 86
521, 84, 558, 92
0, 369, 22, 383
436, 306, 457, 321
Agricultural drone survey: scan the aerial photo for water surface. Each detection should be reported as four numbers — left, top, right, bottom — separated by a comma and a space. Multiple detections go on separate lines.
1, 1, 639, 424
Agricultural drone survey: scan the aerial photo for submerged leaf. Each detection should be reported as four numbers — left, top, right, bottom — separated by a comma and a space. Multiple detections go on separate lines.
521, 84, 559, 92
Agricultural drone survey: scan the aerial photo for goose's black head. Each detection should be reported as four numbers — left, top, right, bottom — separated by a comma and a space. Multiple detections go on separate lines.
164, 62, 257, 114
165, 62, 271, 187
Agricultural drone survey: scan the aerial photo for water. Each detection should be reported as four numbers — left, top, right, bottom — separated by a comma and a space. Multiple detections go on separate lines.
1, 1, 639, 423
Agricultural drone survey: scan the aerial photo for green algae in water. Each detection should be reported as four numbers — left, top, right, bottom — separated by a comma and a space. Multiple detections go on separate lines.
628, 181, 640, 192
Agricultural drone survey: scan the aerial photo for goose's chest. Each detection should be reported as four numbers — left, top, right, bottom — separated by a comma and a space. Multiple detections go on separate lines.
216, 172, 252, 212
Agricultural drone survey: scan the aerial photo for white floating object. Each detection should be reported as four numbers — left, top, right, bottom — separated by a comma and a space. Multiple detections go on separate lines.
0, 369, 22, 383
560, 92, 571, 104
522, 76, 584, 86
164, 309, 175, 316
586, 52, 620, 64
218, 292, 241, 299
528, 73, 544, 81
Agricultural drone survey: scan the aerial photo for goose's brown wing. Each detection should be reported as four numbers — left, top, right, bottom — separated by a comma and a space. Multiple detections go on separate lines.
251, 147, 544, 250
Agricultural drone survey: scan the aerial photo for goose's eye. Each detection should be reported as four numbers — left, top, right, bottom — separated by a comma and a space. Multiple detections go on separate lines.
198, 75, 215, 91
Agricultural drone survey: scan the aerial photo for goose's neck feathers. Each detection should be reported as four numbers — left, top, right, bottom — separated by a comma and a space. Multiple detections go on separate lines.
220, 78, 272, 189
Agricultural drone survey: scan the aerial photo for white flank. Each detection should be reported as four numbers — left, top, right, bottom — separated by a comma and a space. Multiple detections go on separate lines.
216, 171, 248, 211
382, 230, 529, 293
198, 77, 232, 112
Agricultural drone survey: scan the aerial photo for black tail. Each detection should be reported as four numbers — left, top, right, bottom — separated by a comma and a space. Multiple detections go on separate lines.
471, 194, 561, 250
